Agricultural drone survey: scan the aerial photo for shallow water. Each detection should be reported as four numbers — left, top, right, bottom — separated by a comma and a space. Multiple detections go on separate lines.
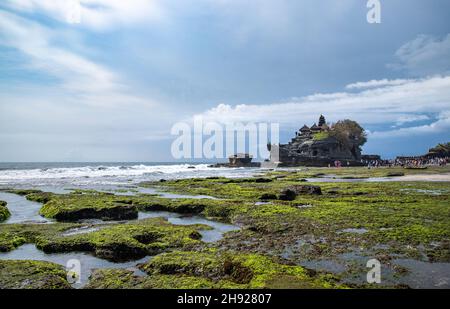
62, 226, 103, 236
138, 211, 240, 242
0, 244, 149, 288
340, 228, 368, 234
298, 251, 450, 288
0, 192, 50, 224
394, 259, 450, 289
117, 187, 218, 200
305, 177, 394, 183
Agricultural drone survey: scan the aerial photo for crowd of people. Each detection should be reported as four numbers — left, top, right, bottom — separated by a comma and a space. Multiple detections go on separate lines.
362, 156, 448, 168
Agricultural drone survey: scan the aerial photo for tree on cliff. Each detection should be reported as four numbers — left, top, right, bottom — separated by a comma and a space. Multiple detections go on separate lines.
330, 120, 367, 157
427, 142, 450, 157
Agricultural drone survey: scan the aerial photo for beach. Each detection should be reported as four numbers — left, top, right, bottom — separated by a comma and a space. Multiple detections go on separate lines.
0, 163, 449, 289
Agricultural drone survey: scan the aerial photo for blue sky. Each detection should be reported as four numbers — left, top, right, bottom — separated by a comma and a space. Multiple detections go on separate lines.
0, 0, 449, 161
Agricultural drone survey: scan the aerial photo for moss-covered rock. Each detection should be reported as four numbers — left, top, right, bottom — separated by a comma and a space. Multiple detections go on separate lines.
38, 193, 139, 221
85, 269, 232, 289
0, 260, 71, 289
0, 222, 81, 252
0, 201, 10, 222
139, 250, 343, 289
1, 189, 43, 196
35, 218, 206, 261
0, 218, 207, 261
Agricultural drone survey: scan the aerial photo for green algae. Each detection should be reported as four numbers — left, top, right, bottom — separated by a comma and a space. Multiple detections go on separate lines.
38, 193, 139, 221
0, 200, 10, 222
1, 166, 449, 288
86, 250, 343, 289
140, 172, 450, 265
36, 218, 206, 261
85, 268, 236, 289
0, 218, 208, 261
0, 222, 81, 252
0, 260, 71, 289
140, 250, 343, 289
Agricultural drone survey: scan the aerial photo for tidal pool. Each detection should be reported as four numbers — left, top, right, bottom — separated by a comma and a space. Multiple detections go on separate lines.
393, 259, 450, 289
0, 244, 149, 289
138, 211, 240, 242
0, 192, 50, 224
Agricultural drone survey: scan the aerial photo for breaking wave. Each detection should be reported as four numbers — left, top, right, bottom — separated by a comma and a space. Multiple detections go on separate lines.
0, 163, 259, 187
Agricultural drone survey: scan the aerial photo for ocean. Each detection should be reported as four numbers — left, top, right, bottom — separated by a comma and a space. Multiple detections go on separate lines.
0, 162, 261, 191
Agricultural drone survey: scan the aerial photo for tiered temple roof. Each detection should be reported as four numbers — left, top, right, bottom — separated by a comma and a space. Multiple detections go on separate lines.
300, 125, 310, 132
310, 123, 320, 131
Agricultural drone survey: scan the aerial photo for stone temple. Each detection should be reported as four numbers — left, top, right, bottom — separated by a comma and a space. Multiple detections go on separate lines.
268, 115, 363, 167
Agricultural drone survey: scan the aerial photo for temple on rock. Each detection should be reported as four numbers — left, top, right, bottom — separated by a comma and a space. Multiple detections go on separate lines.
268, 115, 364, 167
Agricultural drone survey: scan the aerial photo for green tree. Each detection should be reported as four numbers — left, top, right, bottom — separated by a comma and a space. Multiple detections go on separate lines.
428, 142, 450, 156
330, 120, 367, 157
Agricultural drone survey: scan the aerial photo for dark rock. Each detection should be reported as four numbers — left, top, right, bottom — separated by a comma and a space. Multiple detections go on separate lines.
290, 185, 322, 195
279, 185, 322, 200
259, 193, 278, 200
223, 259, 253, 284
386, 172, 405, 177
254, 178, 273, 183
327, 190, 340, 195
352, 191, 367, 196
54, 204, 138, 222
278, 189, 298, 201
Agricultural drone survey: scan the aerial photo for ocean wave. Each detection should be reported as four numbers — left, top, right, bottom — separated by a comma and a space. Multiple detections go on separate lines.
0, 164, 216, 181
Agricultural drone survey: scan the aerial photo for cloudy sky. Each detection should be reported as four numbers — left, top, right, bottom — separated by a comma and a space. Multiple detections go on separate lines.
0, 0, 449, 161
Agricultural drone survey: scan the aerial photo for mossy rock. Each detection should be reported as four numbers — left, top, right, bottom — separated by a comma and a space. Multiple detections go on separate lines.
85, 269, 234, 289
35, 218, 206, 262
0, 260, 71, 289
0, 201, 10, 222
1, 189, 43, 196
139, 250, 344, 289
0, 218, 206, 261
38, 193, 139, 221
386, 172, 405, 177
0, 222, 82, 252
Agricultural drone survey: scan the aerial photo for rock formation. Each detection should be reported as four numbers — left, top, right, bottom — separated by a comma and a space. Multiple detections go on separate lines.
268, 115, 364, 167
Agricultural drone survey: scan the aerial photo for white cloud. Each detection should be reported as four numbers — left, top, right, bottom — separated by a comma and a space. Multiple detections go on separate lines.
372, 111, 450, 138
3, 0, 166, 31
391, 34, 450, 76
346, 78, 413, 90
394, 115, 430, 126
0, 10, 155, 108
0, 7, 170, 161
194, 76, 450, 137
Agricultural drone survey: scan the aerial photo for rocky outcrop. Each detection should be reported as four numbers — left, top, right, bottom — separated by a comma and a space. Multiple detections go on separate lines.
269, 115, 364, 166
0, 201, 10, 222
279, 185, 322, 201
0, 260, 72, 289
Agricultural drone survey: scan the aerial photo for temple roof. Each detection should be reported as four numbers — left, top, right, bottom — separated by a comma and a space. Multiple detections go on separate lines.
310, 123, 320, 130
300, 125, 310, 131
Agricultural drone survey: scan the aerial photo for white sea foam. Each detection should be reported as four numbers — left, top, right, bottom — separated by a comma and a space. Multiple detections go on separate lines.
0, 163, 259, 187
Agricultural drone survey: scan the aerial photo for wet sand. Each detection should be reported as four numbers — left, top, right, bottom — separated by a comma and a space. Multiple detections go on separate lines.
390, 173, 450, 182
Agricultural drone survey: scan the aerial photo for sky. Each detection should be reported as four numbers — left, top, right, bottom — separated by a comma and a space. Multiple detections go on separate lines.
0, 0, 449, 162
